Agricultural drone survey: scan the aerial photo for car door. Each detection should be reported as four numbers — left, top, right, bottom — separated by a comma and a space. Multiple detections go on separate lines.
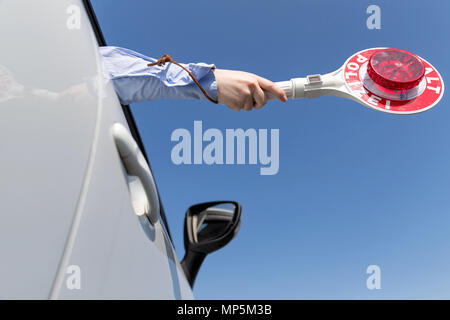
0, 0, 192, 299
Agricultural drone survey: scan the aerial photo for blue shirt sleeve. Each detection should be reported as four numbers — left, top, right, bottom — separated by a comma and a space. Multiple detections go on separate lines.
99, 46, 218, 105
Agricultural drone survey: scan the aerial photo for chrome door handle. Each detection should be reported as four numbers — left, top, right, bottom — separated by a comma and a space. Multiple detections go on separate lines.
112, 123, 160, 224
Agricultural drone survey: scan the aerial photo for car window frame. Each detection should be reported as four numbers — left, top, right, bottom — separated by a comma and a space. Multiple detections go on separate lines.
82, 0, 174, 244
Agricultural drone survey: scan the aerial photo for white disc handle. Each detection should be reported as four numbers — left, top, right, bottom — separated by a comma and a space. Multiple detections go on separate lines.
266, 67, 356, 102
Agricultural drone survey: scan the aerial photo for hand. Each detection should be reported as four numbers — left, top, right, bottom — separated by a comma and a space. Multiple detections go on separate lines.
213, 69, 287, 111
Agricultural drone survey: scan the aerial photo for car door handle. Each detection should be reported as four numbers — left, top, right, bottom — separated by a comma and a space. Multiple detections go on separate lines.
112, 123, 160, 224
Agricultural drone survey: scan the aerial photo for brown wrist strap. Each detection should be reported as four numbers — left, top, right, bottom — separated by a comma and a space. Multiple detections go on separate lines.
147, 54, 219, 104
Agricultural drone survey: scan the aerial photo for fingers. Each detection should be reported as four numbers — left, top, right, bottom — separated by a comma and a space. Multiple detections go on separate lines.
252, 83, 267, 109
243, 94, 254, 111
243, 79, 267, 111
227, 105, 241, 111
257, 76, 288, 102
228, 79, 269, 111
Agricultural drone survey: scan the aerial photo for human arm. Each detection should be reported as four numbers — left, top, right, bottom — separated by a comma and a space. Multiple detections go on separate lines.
100, 46, 286, 110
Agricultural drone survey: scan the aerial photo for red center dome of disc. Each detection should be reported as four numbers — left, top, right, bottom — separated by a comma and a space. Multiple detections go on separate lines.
367, 48, 425, 90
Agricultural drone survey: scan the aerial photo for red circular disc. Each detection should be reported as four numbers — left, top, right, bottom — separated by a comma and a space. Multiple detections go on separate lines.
367, 48, 425, 90
343, 48, 444, 114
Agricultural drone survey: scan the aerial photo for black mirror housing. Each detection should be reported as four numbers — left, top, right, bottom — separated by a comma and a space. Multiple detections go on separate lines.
181, 201, 241, 287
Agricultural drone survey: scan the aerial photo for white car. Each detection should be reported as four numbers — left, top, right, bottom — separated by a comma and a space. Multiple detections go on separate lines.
0, 0, 241, 299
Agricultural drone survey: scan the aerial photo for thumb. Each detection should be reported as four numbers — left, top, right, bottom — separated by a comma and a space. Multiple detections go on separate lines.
257, 76, 287, 102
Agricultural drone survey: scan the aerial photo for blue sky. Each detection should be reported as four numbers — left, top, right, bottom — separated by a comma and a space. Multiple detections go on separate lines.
92, 0, 450, 299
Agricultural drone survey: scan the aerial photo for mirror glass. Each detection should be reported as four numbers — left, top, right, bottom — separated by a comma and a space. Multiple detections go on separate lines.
193, 203, 236, 243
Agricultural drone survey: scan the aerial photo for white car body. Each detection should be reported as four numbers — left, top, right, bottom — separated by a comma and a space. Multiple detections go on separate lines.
0, 0, 193, 299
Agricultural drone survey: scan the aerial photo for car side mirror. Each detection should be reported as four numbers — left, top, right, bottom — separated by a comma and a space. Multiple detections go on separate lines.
180, 201, 242, 288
